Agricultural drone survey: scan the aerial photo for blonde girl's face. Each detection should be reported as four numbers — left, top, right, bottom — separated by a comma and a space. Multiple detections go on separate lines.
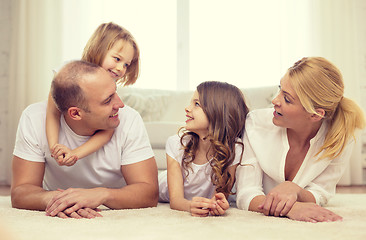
185, 90, 209, 137
101, 40, 135, 82
271, 75, 312, 130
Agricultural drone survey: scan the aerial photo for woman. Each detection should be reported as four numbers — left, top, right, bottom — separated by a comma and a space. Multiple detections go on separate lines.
236, 57, 365, 223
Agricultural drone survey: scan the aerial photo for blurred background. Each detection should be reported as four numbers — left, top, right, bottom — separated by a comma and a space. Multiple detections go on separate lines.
1, 0, 366, 186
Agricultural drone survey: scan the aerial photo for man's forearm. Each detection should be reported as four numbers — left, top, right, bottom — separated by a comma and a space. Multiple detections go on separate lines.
11, 184, 58, 211
101, 182, 158, 209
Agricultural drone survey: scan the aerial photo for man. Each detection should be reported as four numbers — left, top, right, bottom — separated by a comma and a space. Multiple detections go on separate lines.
11, 60, 158, 218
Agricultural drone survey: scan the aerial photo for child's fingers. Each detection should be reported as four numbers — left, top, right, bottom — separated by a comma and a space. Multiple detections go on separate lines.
56, 155, 66, 166
215, 192, 225, 200
53, 148, 65, 159
64, 154, 77, 166
191, 197, 216, 209
191, 207, 210, 217
217, 199, 229, 211
210, 202, 226, 216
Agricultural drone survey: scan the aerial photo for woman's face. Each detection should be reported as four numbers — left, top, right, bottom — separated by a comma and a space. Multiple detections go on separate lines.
271, 75, 312, 130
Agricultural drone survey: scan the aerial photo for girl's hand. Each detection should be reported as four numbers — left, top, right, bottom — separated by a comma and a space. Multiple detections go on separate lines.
286, 202, 342, 223
209, 193, 229, 216
259, 181, 301, 217
51, 144, 78, 166
190, 197, 216, 217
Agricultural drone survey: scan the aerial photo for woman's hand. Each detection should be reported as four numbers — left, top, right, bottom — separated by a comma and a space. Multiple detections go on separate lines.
286, 202, 342, 223
259, 181, 302, 217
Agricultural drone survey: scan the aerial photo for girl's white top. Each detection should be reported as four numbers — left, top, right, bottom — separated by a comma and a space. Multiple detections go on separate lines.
236, 108, 355, 210
159, 134, 243, 202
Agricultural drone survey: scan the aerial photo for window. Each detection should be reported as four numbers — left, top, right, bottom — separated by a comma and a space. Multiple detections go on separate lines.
61, 0, 311, 90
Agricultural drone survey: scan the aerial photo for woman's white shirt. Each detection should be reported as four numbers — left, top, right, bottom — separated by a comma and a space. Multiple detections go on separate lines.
236, 108, 354, 210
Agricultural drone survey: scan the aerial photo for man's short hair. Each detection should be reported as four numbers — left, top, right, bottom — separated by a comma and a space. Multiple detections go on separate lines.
51, 60, 101, 113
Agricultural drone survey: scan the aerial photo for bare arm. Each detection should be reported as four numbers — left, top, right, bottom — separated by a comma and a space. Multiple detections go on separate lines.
167, 155, 216, 216
45, 157, 159, 216
72, 129, 114, 159
167, 154, 191, 212
104, 157, 159, 209
11, 156, 58, 210
46, 93, 61, 151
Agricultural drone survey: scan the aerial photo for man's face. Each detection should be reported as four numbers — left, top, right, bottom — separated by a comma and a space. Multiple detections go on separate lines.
79, 69, 124, 134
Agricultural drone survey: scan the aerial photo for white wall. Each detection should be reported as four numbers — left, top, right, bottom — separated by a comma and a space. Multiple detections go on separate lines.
0, 0, 11, 185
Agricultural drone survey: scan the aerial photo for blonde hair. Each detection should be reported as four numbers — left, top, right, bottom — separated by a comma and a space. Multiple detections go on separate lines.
82, 22, 140, 86
180, 81, 249, 195
287, 57, 365, 160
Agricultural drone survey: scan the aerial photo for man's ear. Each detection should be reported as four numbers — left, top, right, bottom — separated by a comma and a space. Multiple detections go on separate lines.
311, 108, 325, 122
67, 107, 82, 120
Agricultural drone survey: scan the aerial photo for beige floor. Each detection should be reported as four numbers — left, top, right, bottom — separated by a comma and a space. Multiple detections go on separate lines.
1, 185, 366, 196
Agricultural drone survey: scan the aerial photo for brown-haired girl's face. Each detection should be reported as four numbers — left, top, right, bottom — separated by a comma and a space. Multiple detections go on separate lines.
184, 90, 209, 137
101, 40, 134, 81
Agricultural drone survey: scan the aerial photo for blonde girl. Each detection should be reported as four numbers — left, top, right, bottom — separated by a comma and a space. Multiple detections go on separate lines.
46, 22, 140, 166
236, 57, 365, 222
159, 81, 249, 217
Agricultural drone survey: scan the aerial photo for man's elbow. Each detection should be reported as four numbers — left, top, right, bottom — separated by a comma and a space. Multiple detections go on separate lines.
10, 186, 24, 209
147, 185, 159, 207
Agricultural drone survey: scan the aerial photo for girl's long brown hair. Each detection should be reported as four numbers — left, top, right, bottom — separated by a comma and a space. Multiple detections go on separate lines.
180, 81, 249, 195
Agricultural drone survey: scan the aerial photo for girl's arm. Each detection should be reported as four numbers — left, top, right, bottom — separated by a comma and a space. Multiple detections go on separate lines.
167, 154, 215, 216
46, 93, 61, 152
167, 154, 191, 212
71, 129, 114, 159
52, 130, 114, 166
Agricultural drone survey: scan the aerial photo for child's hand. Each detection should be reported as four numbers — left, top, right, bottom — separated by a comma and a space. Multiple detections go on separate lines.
190, 197, 216, 217
51, 144, 79, 166
209, 193, 229, 216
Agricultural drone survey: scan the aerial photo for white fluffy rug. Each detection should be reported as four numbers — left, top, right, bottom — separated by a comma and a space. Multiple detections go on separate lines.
1, 194, 366, 240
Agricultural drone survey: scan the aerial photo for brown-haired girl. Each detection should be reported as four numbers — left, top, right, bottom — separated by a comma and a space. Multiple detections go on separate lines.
159, 81, 249, 216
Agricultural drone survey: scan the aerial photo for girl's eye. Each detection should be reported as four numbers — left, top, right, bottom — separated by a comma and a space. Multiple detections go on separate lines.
124, 63, 129, 68
115, 57, 120, 62
105, 98, 112, 104
195, 101, 200, 107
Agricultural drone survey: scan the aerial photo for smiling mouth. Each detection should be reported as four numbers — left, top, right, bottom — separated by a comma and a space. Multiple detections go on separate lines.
109, 70, 119, 79
110, 112, 118, 118
186, 115, 193, 121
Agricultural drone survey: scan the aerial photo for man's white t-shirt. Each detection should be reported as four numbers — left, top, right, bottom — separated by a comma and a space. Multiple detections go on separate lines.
159, 134, 243, 202
13, 101, 154, 190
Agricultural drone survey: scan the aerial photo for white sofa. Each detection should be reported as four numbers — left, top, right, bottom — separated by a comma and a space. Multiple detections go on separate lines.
117, 85, 278, 170
117, 85, 364, 186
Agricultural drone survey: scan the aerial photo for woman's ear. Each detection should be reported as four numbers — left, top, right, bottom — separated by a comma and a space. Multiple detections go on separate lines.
311, 108, 325, 122
67, 107, 82, 120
